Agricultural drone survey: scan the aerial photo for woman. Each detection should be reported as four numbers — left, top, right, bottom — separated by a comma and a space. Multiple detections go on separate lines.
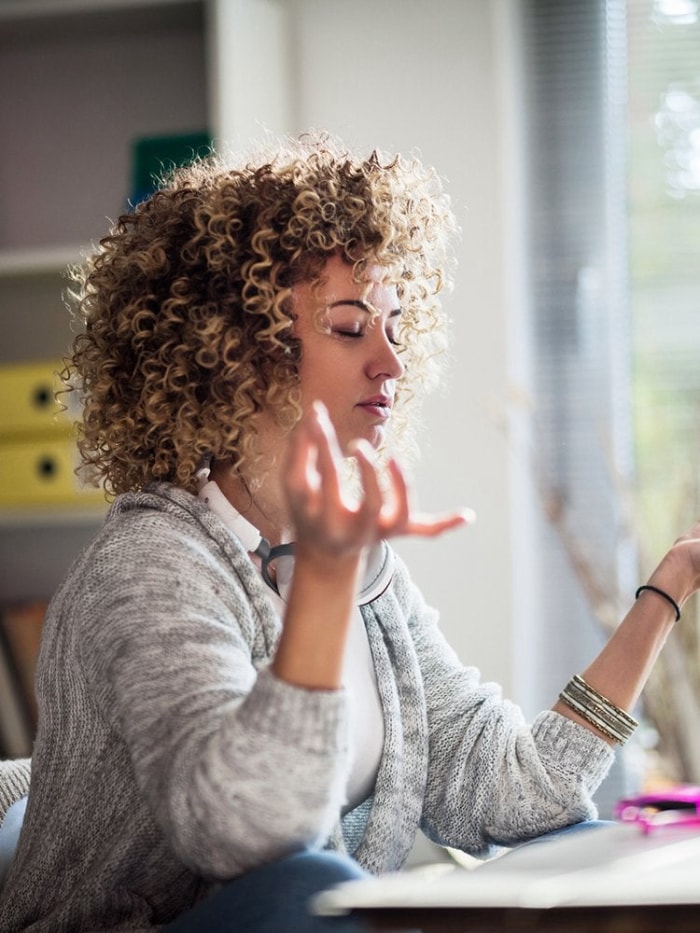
1, 133, 697, 932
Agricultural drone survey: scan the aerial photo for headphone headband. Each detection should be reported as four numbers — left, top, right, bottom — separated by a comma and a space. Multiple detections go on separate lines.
197, 477, 394, 605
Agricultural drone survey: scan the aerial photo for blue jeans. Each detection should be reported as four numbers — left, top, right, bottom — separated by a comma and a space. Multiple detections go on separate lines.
513, 818, 614, 847
163, 822, 612, 931
163, 849, 374, 933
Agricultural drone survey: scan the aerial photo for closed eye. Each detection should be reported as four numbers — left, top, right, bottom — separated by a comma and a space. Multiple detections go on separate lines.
333, 327, 402, 347
327, 300, 403, 346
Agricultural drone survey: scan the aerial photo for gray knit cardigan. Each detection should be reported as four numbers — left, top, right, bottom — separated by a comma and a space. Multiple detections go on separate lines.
0, 484, 613, 932
0, 762, 30, 824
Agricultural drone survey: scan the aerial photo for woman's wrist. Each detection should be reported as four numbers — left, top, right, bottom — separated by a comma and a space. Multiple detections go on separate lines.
635, 584, 681, 622
273, 548, 364, 690
292, 542, 366, 590
646, 549, 696, 611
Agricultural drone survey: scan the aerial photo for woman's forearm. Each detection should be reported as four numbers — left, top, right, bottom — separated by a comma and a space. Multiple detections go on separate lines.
270, 549, 363, 690
552, 543, 698, 743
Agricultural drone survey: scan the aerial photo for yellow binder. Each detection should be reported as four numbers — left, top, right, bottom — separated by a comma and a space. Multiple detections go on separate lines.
0, 361, 75, 439
0, 437, 104, 508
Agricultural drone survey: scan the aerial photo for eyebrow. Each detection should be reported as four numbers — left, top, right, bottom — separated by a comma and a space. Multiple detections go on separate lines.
329, 300, 402, 318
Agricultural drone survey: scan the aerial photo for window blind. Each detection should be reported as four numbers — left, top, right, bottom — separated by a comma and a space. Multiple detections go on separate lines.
521, 0, 633, 695
520, 0, 635, 809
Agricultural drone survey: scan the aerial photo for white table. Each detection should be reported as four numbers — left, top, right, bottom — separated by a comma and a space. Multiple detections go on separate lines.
314, 822, 700, 931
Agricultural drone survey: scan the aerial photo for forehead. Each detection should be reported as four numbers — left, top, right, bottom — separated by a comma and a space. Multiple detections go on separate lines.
313, 256, 399, 306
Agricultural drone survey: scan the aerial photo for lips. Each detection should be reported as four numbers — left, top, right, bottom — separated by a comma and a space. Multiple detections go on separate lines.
356, 396, 393, 419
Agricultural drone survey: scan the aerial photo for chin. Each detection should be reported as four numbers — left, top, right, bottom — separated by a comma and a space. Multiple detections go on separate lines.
365, 428, 387, 453
338, 432, 382, 458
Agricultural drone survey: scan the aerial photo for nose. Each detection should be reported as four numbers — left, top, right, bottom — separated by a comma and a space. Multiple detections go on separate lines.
367, 328, 405, 381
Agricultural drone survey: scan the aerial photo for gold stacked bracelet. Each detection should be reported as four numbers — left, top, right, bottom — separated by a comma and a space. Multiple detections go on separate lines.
559, 674, 638, 745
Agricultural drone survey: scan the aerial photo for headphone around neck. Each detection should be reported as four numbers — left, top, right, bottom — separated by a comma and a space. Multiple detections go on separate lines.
196, 471, 395, 605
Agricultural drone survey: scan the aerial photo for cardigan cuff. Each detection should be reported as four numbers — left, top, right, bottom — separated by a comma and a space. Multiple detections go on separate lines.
0, 759, 31, 824
238, 667, 349, 757
533, 710, 614, 789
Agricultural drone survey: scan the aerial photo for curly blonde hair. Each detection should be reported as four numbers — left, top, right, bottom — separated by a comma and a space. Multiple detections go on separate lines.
64, 132, 457, 496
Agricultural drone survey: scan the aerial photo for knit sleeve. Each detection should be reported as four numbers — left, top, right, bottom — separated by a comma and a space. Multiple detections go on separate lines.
0, 759, 31, 824
394, 565, 614, 855
76, 507, 352, 879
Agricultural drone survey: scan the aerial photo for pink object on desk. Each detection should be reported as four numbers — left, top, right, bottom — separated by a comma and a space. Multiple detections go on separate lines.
616, 785, 700, 834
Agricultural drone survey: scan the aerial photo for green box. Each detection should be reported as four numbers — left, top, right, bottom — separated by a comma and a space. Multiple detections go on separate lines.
130, 131, 212, 205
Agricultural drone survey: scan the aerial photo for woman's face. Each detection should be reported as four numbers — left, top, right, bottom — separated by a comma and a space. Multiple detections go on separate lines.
292, 255, 405, 453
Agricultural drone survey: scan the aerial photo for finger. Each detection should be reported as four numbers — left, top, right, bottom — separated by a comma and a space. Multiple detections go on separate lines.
284, 413, 321, 514
312, 401, 344, 462
406, 508, 477, 538
308, 401, 344, 507
378, 457, 411, 532
347, 439, 384, 527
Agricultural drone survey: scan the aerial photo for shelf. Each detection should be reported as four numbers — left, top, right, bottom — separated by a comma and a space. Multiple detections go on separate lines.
0, 245, 90, 279
0, 503, 107, 530
0, 0, 202, 33
0, 0, 199, 18
0, 513, 108, 604
0, 1, 208, 252
0, 0, 211, 606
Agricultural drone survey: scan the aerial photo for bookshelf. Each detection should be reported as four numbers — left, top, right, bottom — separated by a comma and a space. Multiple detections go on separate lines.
0, 0, 214, 754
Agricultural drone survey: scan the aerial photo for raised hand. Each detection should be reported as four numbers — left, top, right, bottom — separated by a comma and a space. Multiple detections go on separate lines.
284, 401, 473, 561
272, 401, 474, 690
645, 517, 700, 610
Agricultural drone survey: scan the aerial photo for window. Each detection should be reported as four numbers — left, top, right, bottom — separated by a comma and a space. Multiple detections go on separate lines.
522, 0, 700, 798
628, 0, 700, 782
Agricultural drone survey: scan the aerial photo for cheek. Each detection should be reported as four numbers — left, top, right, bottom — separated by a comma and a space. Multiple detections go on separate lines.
301, 363, 335, 395
297, 354, 331, 399
298, 342, 341, 385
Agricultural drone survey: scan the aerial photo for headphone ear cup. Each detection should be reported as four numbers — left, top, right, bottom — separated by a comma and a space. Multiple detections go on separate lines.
358, 541, 395, 605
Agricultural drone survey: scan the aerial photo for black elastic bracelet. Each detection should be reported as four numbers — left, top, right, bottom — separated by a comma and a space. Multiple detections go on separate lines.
635, 584, 681, 622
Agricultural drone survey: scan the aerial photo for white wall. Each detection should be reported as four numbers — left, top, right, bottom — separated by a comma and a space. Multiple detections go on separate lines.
212, 0, 533, 698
